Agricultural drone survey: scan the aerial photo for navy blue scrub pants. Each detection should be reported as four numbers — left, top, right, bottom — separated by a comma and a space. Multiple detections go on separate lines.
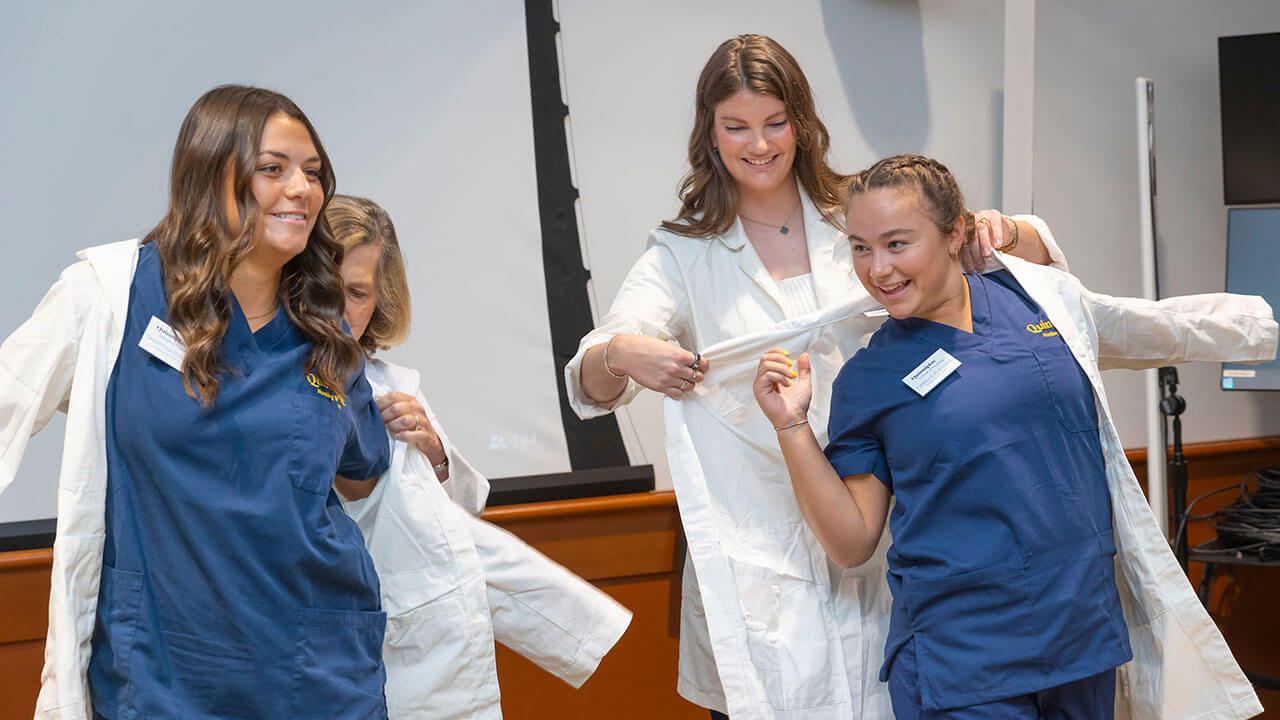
887, 640, 1116, 720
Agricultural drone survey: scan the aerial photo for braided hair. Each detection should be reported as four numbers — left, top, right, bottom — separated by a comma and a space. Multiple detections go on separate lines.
845, 154, 975, 246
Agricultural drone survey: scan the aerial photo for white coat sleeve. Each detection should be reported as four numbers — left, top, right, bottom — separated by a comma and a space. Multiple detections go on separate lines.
1011, 213, 1070, 273
1084, 287, 1279, 371
465, 513, 632, 687
419, 388, 490, 515
564, 237, 691, 419
0, 260, 95, 494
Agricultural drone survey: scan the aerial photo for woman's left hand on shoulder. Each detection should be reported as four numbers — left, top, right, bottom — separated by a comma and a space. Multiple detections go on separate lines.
963, 209, 1014, 273
376, 392, 449, 478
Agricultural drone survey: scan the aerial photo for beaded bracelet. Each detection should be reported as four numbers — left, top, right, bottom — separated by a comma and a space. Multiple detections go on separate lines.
602, 337, 627, 380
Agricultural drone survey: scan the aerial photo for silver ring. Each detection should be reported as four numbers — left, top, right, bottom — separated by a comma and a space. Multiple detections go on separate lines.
691, 368, 700, 382
679, 379, 690, 391
690, 352, 702, 370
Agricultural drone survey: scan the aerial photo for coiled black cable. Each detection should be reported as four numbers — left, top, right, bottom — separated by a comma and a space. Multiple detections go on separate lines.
1204, 466, 1280, 561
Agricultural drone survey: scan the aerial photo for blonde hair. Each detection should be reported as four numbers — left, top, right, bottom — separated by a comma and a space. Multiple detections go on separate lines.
326, 195, 411, 354
661, 34, 848, 238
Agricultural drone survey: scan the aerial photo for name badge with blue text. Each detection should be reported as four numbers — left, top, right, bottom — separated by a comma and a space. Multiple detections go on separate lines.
138, 316, 187, 371
902, 348, 960, 397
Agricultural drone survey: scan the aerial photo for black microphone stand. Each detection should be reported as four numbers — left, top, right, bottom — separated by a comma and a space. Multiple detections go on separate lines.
1159, 366, 1189, 571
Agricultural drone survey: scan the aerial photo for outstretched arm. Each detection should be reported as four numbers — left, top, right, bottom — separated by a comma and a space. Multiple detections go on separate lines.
1088, 289, 1278, 371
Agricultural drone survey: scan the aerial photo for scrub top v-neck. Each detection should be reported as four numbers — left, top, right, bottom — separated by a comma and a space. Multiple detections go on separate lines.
89, 242, 392, 719
824, 271, 1131, 711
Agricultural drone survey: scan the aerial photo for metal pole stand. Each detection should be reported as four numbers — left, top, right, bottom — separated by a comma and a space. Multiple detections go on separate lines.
1159, 366, 1189, 571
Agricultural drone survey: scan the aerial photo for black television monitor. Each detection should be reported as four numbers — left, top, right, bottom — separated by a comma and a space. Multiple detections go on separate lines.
1219, 32, 1280, 205
1222, 207, 1280, 391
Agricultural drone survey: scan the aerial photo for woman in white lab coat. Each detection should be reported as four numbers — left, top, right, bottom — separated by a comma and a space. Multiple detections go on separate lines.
565, 35, 1062, 719
328, 194, 632, 719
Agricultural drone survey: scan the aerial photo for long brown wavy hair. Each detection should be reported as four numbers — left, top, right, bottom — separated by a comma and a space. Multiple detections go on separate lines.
661, 34, 848, 239
143, 84, 360, 406
845, 154, 976, 245
327, 195, 412, 355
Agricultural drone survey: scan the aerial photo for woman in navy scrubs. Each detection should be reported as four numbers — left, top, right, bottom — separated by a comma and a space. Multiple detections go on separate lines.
753, 155, 1134, 719
89, 86, 391, 718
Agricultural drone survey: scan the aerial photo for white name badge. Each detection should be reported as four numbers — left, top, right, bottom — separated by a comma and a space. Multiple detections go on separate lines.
902, 348, 960, 397
139, 316, 187, 371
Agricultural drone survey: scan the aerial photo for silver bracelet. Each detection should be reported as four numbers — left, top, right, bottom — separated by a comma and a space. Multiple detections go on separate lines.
602, 337, 627, 380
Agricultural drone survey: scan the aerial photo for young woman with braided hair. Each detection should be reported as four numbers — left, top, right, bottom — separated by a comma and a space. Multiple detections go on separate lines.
754, 154, 1272, 719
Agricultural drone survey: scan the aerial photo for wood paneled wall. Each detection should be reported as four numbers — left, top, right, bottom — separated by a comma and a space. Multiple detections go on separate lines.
1129, 436, 1280, 716
1, 437, 1278, 718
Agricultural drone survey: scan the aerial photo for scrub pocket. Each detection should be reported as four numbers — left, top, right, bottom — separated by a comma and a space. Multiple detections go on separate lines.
290, 392, 353, 495
292, 607, 388, 719
88, 565, 144, 717
901, 559, 1040, 710
726, 556, 844, 710
1028, 534, 1130, 671
163, 630, 273, 717
1032, 344, 1099, 433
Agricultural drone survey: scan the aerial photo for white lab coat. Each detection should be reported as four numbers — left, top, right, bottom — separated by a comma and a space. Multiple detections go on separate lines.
0, 239, 630, 720
660, 253, 1273, 720
564, 193, 1066, 716
344, 358, 632, 719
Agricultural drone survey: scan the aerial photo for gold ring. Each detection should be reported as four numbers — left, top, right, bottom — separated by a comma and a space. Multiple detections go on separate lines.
412, 416, 422, 431
976, 217, 991, 227
679, 379, 690, 391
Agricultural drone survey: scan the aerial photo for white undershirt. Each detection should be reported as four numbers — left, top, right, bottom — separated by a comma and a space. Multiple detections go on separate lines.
774, 272, 818, 318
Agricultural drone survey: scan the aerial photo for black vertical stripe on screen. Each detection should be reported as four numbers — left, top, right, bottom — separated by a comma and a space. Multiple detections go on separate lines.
524, 0, 630, 469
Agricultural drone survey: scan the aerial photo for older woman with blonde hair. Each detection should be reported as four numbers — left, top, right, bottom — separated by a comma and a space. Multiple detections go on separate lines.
328, 194, 631, 719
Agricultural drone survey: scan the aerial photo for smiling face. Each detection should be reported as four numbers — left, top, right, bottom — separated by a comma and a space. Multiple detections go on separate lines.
846, 186, 968, 324
711, 90, 797, 196
224, 112, 325, 270
340, 241, 380, 341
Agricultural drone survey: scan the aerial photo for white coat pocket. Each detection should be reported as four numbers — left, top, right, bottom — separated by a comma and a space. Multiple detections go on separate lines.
724, 556, 844, 710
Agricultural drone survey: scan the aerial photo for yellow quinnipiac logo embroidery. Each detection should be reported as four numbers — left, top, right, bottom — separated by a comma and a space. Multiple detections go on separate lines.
1026, 320, 1059, 338
306, 373, 346, 407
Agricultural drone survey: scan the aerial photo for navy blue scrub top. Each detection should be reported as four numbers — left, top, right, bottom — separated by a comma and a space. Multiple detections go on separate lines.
825, 271, 1132, 711
89, 243, 391, 719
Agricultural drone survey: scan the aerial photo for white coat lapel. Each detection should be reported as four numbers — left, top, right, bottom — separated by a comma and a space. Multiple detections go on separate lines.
802, 192, 857, 310
719, 217, 787, 315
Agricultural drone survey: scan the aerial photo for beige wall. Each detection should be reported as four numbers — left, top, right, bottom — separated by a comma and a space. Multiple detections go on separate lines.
1032, 0, 1280, 447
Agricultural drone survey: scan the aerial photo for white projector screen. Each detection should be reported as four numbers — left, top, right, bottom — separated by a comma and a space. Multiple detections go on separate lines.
0, 0, 571, 524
